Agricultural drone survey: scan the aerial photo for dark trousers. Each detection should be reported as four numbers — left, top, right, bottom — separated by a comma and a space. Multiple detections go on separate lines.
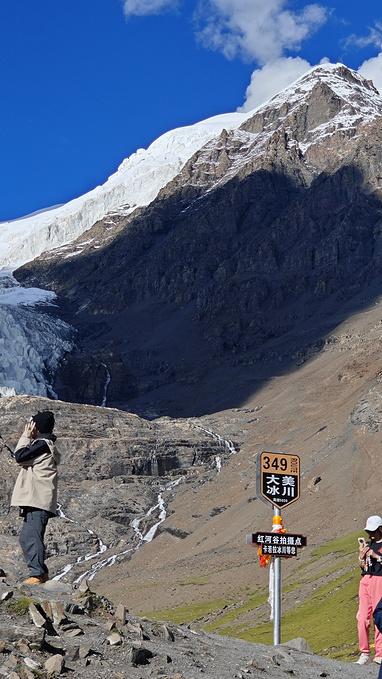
19, 508, 51, 577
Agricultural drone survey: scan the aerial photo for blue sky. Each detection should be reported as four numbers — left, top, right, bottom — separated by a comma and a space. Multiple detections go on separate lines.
1, 0, 382, 221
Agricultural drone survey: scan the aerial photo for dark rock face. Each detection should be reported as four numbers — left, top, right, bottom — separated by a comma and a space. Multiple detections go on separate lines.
14, 65, 382, 416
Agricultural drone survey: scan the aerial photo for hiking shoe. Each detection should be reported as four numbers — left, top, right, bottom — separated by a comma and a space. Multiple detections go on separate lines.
355, 653, 371, 665
23, 575, 46, 585
374, 657, 382, 665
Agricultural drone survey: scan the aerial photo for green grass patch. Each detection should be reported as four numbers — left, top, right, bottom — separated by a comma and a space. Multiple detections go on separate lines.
311, 531, 364, 559
142, 531, 365, 661
289, 531, 361, 579
143, 597, 228, 625
179, 574, 211, 586
283, 554, 355, 595
234, 569, 360, 660
204, 589, 269, 632
4, 596, 37, 616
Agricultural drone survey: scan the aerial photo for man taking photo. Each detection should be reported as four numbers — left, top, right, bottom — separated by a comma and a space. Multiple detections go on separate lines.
11, 410, 60, 584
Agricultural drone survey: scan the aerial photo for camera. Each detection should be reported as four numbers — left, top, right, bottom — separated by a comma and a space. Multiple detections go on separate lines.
358, 537, 366, 546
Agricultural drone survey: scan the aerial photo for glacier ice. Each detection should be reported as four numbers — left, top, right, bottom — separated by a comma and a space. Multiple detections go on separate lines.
0, 112, 252, 271
0, 271, 73, 398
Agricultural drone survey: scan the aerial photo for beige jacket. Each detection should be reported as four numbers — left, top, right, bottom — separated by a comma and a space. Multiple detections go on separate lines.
11, 433, 60, 514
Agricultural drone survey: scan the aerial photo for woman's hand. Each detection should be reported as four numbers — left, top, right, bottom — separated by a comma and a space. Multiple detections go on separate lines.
367, 548, 382, 561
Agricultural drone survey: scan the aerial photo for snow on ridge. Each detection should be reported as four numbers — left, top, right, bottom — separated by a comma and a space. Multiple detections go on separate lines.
237, 63, 382, 142
233, 62, 382, 163
0, 112, 251, 273
195, 63, 382, 196
262, 62, 382, 113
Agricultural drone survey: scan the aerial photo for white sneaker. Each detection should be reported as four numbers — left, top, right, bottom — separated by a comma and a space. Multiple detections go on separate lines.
355, 653, 371, 665
373, 657, 382, 665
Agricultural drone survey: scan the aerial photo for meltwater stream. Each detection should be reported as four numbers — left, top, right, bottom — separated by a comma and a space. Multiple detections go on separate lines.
53, 505, 108, 582
53, 477, 184, 583
53, 426, 236, 582
193, 424, 237, 473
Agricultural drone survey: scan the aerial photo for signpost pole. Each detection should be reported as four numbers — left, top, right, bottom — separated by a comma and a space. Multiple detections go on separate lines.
254, 451, 303, 647
273, 507, 281, 646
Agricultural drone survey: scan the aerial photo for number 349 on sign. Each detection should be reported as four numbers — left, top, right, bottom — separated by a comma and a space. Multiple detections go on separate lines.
261, 452, 299, 475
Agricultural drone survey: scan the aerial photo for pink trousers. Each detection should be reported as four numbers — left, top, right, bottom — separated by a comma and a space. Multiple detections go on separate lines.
357, 575, 382, 656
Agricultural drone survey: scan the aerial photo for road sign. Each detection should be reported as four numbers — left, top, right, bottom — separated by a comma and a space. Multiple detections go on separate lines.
246, 532, 307, 557
257, 452, 300, 508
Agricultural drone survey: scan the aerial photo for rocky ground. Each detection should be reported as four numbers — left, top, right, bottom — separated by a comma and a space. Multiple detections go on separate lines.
0, 572, 379, 679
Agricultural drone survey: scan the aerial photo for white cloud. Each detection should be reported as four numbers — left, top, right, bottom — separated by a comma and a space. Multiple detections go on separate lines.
237, 57, 313, 111
358, 52, 382, 95
344, 23, 382, 51
195, 0, 328, 64
122, 0, 178, 18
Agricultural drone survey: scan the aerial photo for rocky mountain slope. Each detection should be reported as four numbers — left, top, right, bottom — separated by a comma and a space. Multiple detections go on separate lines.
1, 62, 382, 666
14, 63, 382, 417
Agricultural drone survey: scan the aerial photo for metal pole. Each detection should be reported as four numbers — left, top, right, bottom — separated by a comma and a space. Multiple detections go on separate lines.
273, 507, 281, 645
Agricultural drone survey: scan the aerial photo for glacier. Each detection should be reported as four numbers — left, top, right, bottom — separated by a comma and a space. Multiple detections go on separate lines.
0, 269, 73, 398
2, 62, 377, 272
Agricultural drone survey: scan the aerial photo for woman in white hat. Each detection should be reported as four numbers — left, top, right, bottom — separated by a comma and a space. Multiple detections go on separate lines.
356, 515, 382, 665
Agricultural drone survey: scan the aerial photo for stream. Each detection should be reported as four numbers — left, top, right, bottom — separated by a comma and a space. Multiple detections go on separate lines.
53, 425, 237, 582
53, 477, 184, 582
